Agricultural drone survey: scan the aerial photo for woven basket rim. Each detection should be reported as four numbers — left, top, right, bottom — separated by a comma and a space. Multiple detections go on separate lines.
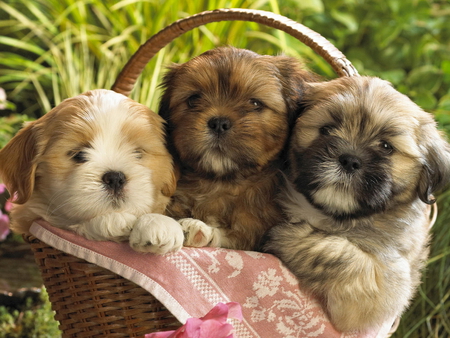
112, 8, 359, 97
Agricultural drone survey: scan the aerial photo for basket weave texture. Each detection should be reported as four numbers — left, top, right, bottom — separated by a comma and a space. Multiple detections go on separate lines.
25, 234, 181, 337
25, 8, 362, 338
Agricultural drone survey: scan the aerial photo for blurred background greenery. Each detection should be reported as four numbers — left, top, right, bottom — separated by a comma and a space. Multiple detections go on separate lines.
0, 0, 449, 337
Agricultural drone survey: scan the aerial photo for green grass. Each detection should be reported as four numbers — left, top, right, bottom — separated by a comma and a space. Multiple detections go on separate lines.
0, 0, 449, 337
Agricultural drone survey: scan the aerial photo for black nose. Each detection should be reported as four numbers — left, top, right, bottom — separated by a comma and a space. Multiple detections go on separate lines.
339, 154, 362, 172
208, 117, 232, 134
102, 171, 127, 192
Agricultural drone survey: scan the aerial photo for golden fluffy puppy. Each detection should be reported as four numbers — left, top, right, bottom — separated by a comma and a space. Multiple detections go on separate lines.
0, 89, 183, 254
263, 76, 450, 332
159, 46, 316, 250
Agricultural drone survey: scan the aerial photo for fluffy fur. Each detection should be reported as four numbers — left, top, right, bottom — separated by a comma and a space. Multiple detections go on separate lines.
262, 76, 450, 332
159, 46, 316, 250
0, 89, 183, 254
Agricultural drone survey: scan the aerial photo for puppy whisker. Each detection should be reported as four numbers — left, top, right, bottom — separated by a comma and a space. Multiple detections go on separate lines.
45, 191, 69, 218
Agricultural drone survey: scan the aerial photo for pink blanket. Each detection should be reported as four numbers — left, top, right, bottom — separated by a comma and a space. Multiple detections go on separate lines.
30, 220, 396, 338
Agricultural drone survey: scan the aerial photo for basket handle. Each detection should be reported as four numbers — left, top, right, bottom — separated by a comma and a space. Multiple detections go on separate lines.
112, 8, 358, 97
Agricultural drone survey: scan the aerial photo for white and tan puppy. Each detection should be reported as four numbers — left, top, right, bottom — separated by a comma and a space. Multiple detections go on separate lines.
263, 76, 450, 333
0, 89, 183, 254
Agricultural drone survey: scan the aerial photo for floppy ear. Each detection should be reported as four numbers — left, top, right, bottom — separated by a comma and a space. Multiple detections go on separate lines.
158, 63, 182, 123
417, 120, 450, 204
0, 122, 39, 204
161, 165, 178, 198
140, 104, 179, 198
271, 56, 319, 124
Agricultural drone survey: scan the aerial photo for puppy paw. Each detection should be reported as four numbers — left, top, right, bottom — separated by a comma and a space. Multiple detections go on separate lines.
129, 214, 184, 255
71, 212, 137, 242
102, 212, 137, 241
179, 218, 219, 247
114, 212, 138, 236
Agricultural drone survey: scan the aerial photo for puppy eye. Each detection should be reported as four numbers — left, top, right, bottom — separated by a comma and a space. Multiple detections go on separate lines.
249, 99, 264, 112
380, 140, 394, 153
133, 148, 144, 159
70, 150, 88, 164
187, 93, 201, 108
319, 125, 334, 136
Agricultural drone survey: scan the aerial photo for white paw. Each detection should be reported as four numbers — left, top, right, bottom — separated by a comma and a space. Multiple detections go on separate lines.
109, 213, 137, 239
70, 212, 137, 242
129, 214, 184, 255
179, 218, 217, 247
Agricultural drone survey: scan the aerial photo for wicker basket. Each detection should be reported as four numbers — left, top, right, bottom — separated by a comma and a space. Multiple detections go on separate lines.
24, 234, 181, 337
111, 8, 358, 96
25, 8, 366, 338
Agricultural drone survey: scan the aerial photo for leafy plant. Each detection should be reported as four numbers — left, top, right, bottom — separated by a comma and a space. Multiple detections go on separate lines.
0, 113, 33, 148
295, 0, 450, 111
0, 288, 61, 338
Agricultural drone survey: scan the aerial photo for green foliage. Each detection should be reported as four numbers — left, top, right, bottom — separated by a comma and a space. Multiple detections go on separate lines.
285, 0, 450, 114
2, 0, 449, 120
0, 0, 291, 118
0, 114, 33, 148
0, 288, 61, 338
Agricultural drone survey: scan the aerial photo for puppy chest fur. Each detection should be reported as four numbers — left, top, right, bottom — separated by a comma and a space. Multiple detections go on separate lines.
167, 169, 287, 250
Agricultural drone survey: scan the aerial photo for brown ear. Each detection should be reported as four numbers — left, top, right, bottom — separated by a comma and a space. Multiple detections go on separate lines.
158, 63, 182, 123
138, 102, 178, 198
0, 122, 39, 204
271, 55, 319, 124
417, 121, 450, 204
161, 164, 178, 198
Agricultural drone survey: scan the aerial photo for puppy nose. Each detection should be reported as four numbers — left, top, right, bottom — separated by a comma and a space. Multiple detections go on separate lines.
102, 171, 127, 192
208, 117, 232, 134
339, 154, 362, 172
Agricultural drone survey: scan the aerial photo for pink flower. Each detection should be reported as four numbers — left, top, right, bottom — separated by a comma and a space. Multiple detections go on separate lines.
0, 183, 5, 194
4, 199, 12, 212
0, 212, 10, 241
146, 302, 242, 338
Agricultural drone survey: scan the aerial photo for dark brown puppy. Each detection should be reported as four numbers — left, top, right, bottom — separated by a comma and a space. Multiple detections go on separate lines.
159, 46, 315, 250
